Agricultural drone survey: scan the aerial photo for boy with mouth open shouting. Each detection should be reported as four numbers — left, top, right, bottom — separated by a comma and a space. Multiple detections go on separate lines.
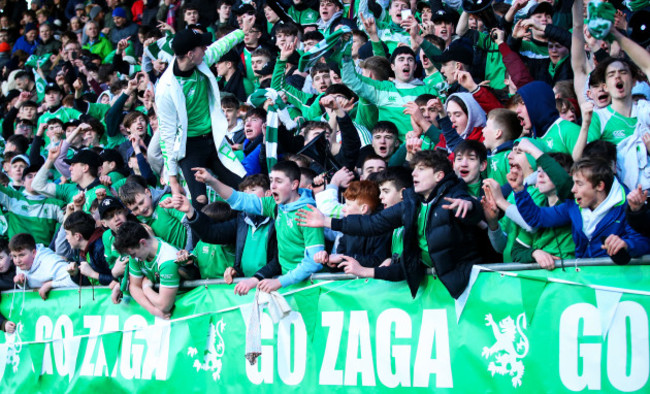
192, 161, 325, 294
297, 150, 482, 299
514, 157, 650, 261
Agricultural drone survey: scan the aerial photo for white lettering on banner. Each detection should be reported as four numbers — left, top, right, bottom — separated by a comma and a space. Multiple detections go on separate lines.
607, 302, 649, 391
560, 303, 603, 390
320, 311, 344, 385
344, 311, 376, 386
319, 309, 451, 388
376, 308, 412, 388
413, 309, 453, 388
32, 314, 170, 381
559, 302, 650, 391
277, 311, 306, 385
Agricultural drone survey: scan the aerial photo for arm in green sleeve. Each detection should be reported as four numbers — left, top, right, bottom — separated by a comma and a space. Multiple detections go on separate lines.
510, 239, 535, 263
420, 39, 443, 70
341, 59, 382, 105
371, 40, 387, 58
204, 30, 245, 66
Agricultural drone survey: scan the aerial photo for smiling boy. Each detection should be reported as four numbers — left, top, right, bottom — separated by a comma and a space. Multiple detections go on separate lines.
193, 161, 325, 294
514, 157, 650, 260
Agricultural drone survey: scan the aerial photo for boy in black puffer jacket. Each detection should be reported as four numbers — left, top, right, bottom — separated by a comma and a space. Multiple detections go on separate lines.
298, 150, 483, 299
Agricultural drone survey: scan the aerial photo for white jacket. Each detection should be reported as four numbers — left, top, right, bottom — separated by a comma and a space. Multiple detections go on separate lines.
16, 244, 76, 289
155, 30, 247, 181
617, 100, 650, 191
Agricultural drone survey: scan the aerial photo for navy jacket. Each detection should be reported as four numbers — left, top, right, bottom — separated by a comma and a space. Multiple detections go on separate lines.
515, 187, 650, 258
332, 174, 483, 298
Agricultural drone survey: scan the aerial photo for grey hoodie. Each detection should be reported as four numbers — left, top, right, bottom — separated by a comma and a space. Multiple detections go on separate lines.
17, 244, 76, 289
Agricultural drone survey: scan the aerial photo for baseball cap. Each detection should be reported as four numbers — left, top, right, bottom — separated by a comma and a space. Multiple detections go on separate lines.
233, 4, 256, 15
10, 154, 30, 166
99, 148, 125, 169
112, 7, 127, 19
432, 40, 474, 65
98, 196, 126, 219
526, 1, 553, 19
431, 9, 453, 23
75, 3, 85, 11
64, 149, 102, 168
22, 163, 41, 178
44, 82, 62, 94
172, 28, 213, 56
217, 50, 241, 66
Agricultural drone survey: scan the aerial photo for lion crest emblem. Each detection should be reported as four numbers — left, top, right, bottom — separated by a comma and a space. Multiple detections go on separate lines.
482, 313, 529, 388
187, 318, 226, 381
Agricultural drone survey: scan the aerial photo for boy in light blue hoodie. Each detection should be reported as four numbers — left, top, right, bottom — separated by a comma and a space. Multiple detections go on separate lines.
189, 161, 325, 295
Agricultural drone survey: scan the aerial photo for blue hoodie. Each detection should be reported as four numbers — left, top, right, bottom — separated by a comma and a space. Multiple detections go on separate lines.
518, 81, 559, 138
514, 179, 650, 258
226, 188, 324, 287
518, 81, 581, 154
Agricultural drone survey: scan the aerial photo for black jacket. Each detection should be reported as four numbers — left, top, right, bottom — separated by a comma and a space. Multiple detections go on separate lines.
332, 174, 483, 298
187, 209, 280, 280
627, 202, 650, 238
337, 231, 392, 268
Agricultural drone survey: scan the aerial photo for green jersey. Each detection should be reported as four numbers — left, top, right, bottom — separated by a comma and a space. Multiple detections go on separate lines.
474, 31, 507, 90
258, 197, 324, 274
176, 69, 212, 137
539, 118, 581, 155
0, 185, 65, 245
588, 104, 638, 145
501, 184, 546, 262
287, 6, 319, 25
417, 202, 433, 267
487, 149, 511, 186
55, 182, 111, 212
241, 222, 271, 277
138, 194, 188, 250
341, 59, 438, 142
391, 226, 404, 256
129, 238, 180, 288
193, 240, 235, 279
270, 59, 325, 120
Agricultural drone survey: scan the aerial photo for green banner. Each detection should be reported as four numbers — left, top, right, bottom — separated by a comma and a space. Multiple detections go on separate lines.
1, 265, 650, 392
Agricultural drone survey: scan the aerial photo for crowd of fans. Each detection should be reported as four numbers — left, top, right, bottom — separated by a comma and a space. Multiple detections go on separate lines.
0, 0, 650, 331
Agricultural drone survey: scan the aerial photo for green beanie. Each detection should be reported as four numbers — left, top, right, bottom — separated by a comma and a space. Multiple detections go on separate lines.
587, 0, 616, 41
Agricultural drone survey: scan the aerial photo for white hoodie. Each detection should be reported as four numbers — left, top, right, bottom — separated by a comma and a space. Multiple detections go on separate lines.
16, 244, 76, 289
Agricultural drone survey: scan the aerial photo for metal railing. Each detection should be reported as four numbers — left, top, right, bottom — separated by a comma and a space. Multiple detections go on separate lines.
177, 255, 650, 289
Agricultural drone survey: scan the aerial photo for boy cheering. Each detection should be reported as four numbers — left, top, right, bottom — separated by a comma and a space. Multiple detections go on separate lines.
191, 161, 324, 294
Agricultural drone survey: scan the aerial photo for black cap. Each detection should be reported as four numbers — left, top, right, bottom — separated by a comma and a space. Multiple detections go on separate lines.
462, 0, 493, 13
233, 4, 256, 15
63, 149, 102, 168
172, 28, 213, 56
432, 40, 473, 65
44, 82, 62, 94
431, 9, 453, 22
217, 50, 241, 65
630, 10, 650, 48
22, 163, 42, 178
526, 1, 553, 19
99, 148, 125, 169
98, 196, 126, 219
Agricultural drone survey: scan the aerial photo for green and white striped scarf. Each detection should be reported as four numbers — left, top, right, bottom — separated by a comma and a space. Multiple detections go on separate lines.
265, 105, 279, 173
144, 33, 175, 63
298, 26, 352, 72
